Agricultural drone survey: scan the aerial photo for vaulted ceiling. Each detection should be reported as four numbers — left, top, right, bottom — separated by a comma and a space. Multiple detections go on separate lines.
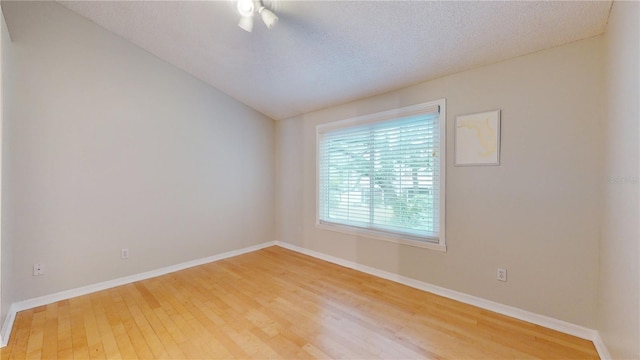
59, 1, 612, 120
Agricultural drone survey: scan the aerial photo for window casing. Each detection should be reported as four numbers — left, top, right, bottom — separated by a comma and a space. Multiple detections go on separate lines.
316, 100, 446, 251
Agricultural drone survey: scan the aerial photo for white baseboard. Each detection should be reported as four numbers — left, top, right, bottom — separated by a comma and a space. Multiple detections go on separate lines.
274, 241, 611, 359
592, 332, 612, 360
0, 239, 612, 360
0, 303, 17, 347
0, 241, 275, 347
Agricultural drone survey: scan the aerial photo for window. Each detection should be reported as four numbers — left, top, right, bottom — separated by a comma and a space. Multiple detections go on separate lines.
317, 100, 446, 251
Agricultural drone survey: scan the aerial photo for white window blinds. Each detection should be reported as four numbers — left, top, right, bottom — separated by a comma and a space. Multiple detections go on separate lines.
318, 104, 443, 243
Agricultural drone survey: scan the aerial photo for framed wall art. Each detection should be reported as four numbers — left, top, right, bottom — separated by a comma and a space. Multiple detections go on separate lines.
455, 109, 501, 166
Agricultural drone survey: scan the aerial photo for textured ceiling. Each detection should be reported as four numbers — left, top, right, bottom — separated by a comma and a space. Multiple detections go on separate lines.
58, 1, 612, 120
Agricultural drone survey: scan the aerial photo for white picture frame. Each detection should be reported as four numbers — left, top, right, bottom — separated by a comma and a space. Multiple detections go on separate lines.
455, 109, 501, 166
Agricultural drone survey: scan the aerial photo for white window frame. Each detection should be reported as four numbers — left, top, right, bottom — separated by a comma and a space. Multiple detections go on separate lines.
316, 99, 446, 252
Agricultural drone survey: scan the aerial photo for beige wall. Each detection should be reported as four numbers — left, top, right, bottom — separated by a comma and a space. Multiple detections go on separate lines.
1, 7, 15, 323
1, 1, 275, 305
277, 37, 604, 328
599, 1, 640, 358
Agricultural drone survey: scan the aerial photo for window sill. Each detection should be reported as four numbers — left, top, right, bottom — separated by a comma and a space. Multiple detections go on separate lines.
315, 222, 447, 252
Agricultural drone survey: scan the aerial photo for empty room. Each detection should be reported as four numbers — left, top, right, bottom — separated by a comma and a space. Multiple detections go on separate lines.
0, 0, 638, 359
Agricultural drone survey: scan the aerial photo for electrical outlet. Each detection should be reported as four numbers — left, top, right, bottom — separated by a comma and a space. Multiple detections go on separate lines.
121, 248, 129, 260
497, 268, 507, 282
33, 263, 44, 276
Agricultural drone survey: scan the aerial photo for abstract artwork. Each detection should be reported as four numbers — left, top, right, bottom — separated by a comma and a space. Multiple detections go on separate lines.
455, 109, 501, 166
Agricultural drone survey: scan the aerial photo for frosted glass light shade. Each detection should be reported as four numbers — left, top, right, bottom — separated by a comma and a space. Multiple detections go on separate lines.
237, 0, 254, 17
238, 15, 254, 32
259, 7, 278, 29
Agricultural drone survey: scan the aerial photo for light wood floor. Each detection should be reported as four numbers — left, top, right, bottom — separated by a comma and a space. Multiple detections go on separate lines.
1, 246, 599, 359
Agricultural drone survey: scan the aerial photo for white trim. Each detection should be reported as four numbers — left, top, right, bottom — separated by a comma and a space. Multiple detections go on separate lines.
0, 239, 612, 360
0, 7, 7, 348
315, 99, 446, 251
438, 99, 446, 246
0, 241, 275, 347
275, 241, 608, 354
0, 303, 16, 347
316, 102, 441, 133
592, 332, 612, 360
315, 222, 446, 252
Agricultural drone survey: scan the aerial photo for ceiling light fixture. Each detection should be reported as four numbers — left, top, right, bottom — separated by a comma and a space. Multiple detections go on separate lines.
236, 0, 254, 32
238, 15, 254, 32
237, 0, 278, 32
258, 6, 278, 29
237, 0, 254, 17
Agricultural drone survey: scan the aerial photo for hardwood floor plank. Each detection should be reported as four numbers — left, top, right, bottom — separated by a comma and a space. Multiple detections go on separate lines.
55, 300, 73, 360
68, 298, 91, 359
8, 309, 33, 360
110, 287, 154, 359
39, 302, 58, 359
82, 295, 106, 360
0, 246, 600, 359
119, 286, 170, 359
90, 292, 122, 360
24, 308, 45, 360
160, 274, 248, 358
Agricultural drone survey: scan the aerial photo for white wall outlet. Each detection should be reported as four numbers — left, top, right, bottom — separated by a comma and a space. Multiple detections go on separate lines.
33, 263, 44, 276
497, 268, 507, 282
121, 248, 129, 260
